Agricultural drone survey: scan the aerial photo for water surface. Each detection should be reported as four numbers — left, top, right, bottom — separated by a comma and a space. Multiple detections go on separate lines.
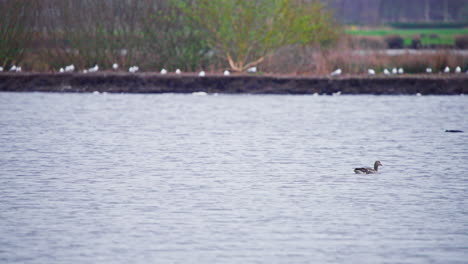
0, 93, 467, 263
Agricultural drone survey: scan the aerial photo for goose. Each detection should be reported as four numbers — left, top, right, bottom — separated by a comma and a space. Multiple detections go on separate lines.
455, 66, 461, 73
175, 69, 181, 74
0, 66, 3, 72
392, 68, 397, 74
398, 68, 404, 74
444, 66, 450, 73
368, 69, 375, 75
383, 68, 390, 75
247, 66, 257, 73
160, 68, 168, 74
112, 63, 119, 70
330, 68, 342, 76
198, 71, 206, 77
224, 70, 230, 76
426, 68, 432, 73
354, 161, 382, 174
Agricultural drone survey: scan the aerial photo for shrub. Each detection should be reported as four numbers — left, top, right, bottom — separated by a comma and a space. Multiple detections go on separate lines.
454, 35, 468, 49
384, 35, 404, 49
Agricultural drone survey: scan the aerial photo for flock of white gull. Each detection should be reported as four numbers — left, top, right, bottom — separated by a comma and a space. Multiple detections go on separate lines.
330, 66, 464, 76
0, 63, 466, 76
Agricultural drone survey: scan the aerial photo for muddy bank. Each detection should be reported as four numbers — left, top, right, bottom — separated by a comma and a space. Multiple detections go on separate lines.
0, 73, 467, 95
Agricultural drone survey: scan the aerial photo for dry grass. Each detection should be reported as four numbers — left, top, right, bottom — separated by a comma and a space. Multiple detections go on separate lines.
261, 37, 467, 75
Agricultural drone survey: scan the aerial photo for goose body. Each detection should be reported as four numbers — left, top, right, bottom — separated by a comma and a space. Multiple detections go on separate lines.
383, 68, 390, 75
354, 161, 382, 174
368, 69, 375, 75
175, 69, 181, 74
198, 71, 206, 77
224, 70, 230, 76
160, 68, 168, 74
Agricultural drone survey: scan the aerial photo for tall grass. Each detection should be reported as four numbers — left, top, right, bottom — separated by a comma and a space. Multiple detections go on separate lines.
262, 38, 468, 75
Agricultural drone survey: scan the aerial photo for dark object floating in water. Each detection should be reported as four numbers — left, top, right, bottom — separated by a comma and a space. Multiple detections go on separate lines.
354, 161, 383, 174
445, 130, 464, 133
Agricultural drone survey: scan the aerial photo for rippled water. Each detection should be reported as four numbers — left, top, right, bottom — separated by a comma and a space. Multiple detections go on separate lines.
1, 92, 467, 264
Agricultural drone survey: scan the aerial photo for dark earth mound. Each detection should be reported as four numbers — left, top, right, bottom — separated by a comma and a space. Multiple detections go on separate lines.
0, 73, 467, 95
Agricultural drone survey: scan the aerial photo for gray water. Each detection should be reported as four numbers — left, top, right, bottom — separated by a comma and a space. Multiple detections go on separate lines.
0, 92, 467, 264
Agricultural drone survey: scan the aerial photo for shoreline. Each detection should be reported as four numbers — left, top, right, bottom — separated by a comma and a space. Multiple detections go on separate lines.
0, 72, 467, 95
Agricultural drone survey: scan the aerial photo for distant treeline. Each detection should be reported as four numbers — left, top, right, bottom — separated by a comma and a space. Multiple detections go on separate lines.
329, 0, 468, 25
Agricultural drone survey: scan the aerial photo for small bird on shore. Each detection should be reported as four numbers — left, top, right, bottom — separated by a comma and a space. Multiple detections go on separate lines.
330, 68, 342, 76
224, 70, 230, 76
368, 69, 375, 75
426, 68, 432, 73
354, 161, 383, 174
160, 68, 167, 74
455, 66, 461, 73
332, 91, 342, 96
383, 68, 390, 75
199, 71, 206, 77
112, 63, 119, 70
88, 65, 99, 73
128, 66, 139, 73
59, 68, 64, 73
175, 69, 181, 74
10, 65, 17, 72
444, 66, 450, 73
247, 66, 257, 73
65, 64, 74, 72
392, 68, 398, 74
0, 66, 3, 72
398, 68, 404, 74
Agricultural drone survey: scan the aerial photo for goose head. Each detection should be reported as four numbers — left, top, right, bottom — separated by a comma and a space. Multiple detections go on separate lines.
374, 161, 383, 170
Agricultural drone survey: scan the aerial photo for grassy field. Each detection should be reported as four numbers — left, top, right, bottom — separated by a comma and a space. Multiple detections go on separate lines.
346, 27, 468, 46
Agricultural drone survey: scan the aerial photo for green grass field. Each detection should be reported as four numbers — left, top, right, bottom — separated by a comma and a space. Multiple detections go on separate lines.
346, 27, 468, 46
